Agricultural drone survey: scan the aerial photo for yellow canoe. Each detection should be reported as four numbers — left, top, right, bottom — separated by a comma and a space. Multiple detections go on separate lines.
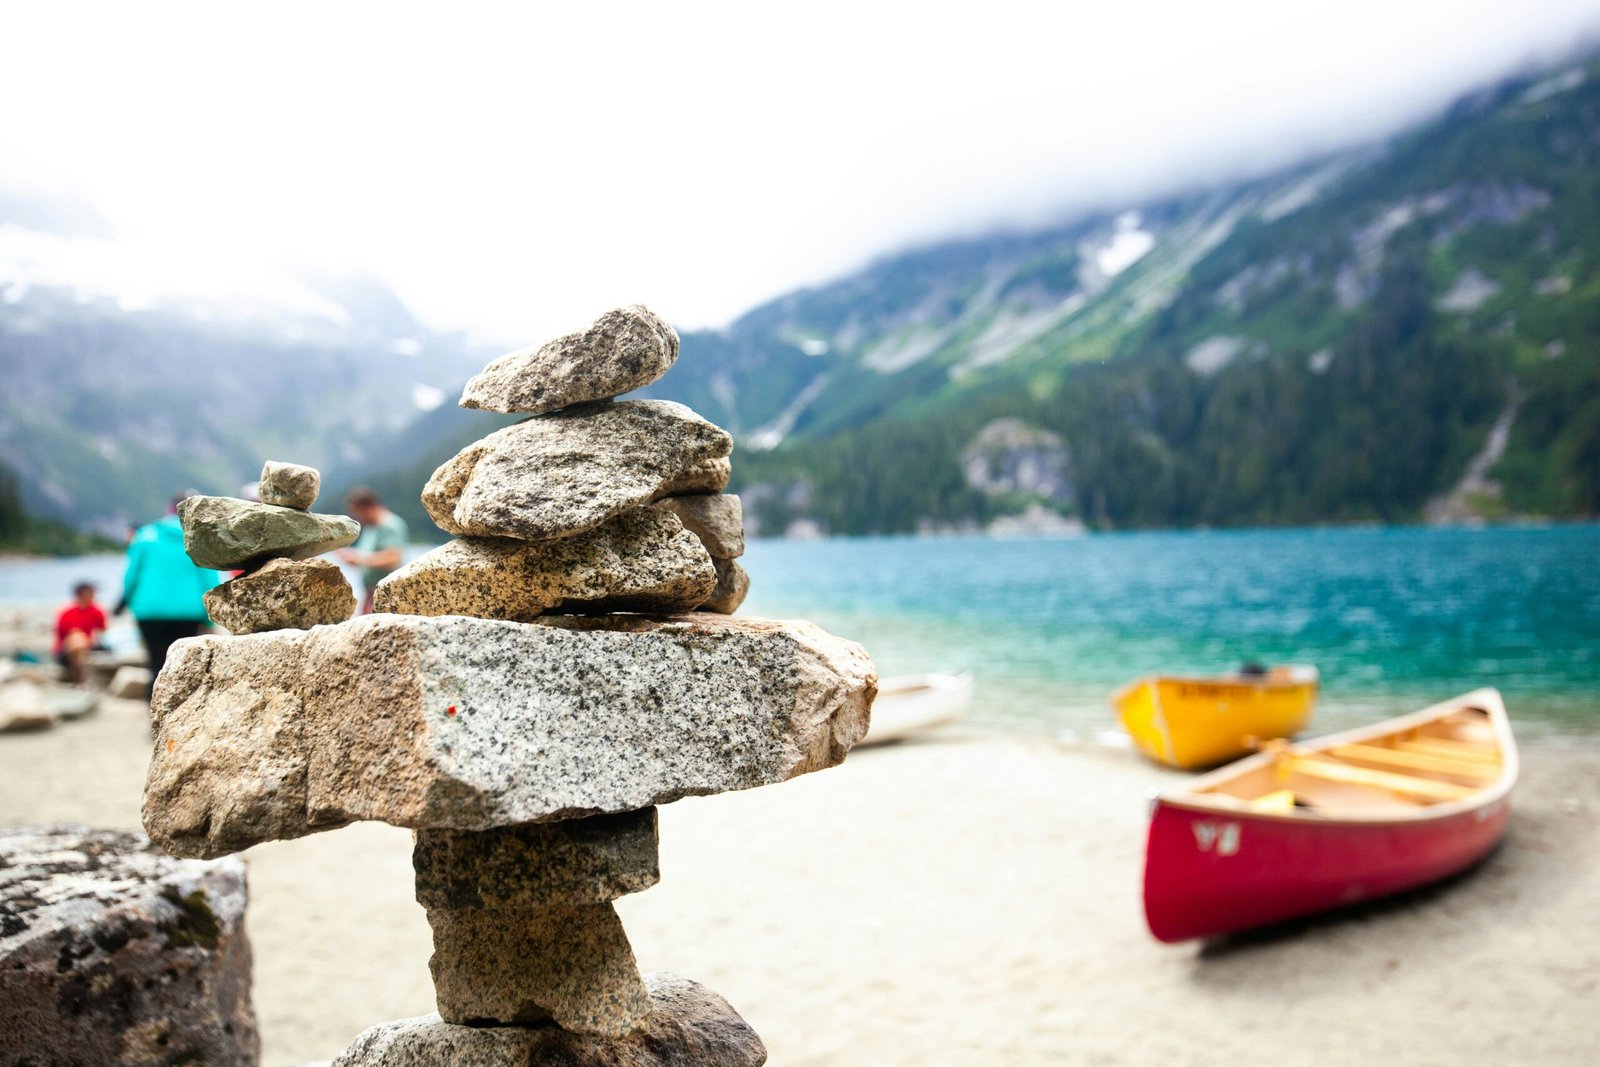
1111, 666, 1319, 769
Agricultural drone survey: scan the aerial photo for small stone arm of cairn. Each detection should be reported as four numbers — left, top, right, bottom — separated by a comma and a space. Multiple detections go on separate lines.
178, 460, 359, 636
142, 305, 876, 1065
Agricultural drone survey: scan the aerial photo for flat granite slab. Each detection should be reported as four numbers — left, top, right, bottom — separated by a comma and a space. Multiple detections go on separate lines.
331, 972, 765, 1066
144, 613, 876, 858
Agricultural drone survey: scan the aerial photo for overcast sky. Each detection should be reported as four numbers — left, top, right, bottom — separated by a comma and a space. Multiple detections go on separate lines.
3, 1, 1599, 343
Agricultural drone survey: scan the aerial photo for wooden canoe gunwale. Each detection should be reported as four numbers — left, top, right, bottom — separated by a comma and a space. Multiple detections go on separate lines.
1154, 688, 1517, 827
1112, 664, 1321, 701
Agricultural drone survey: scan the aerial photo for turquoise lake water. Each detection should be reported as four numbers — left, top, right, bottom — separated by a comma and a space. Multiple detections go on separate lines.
5, 523, 1597, 741
741, 524, 1600, 742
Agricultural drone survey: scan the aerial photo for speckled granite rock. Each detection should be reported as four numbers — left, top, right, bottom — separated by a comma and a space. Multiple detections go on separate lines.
374, 509, 714, 621
0, 824, 259, 1066
427, 902, 648, 1033
331, 972, 766, 1066
653, 494, 743, 559
699, 559, 750, 615
143, 612, 876, 858
668, 455, 732, 496
414, 810, 658, 911
205, 558, 356, 635
259, 460, 321, 510
178, 495, 359, 570
461, 305, 680, 415
421, 400, 732, 541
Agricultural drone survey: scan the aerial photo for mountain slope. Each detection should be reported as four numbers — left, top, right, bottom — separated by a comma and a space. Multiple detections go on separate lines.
28, 52, 1591, 543
693, 54, 1600, 534
0, 209, 494, 534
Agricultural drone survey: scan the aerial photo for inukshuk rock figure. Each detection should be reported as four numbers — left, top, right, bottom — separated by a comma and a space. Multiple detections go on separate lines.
141, 305, 876, 1065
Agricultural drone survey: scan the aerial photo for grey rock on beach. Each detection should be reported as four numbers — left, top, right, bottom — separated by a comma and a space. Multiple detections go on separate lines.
0, 824, 259, 1066
421, 400, 732, 542
331, 972, 766, 1066
374, 508, 714, 621
0, 681, 59, 732
143, 612, 876, 858
258, 460, 321, 510
460, 304, 681, 415
205, 558, 356, 635
178, 495, 359, 570
654, 493, 744, 559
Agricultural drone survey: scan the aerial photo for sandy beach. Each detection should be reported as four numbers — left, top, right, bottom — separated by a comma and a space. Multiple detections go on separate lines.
2, 692, 1597, 1066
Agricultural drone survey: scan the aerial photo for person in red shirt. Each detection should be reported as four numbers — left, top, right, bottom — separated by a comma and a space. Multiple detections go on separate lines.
54, 581, 108, 686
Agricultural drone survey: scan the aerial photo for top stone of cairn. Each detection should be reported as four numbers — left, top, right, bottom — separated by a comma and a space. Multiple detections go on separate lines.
258, 460, 320, 510
460, 305, 680, 415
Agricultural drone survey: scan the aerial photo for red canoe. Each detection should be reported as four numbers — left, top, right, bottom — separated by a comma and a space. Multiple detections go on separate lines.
1142, 689, 1516, 943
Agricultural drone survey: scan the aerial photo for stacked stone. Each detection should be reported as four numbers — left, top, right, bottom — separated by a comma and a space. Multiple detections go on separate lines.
178, 461, 359, 635
140, 306, 876, 1066
375, 304, 749, 620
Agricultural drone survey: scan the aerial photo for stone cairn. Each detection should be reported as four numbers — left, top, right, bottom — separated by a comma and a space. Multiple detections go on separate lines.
142, 305, 877, 1065
180, 460, 360, 634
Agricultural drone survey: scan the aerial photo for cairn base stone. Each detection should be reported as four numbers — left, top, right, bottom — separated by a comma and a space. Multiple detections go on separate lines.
331, 972, 765, 1066
428, 902, 648, 1034
415, 810, 659, 911
205, 557, 357, 635
0, 824, 259, 1066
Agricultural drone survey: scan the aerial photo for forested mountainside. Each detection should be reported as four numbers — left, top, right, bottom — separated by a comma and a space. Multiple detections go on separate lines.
0, 203, 492, 535
9, 52, 1596, 544
716, 56, 1600, 535
363, 51, 1599, 539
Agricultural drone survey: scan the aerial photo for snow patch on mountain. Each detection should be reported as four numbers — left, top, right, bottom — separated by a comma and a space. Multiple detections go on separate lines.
1520, 68, 1585, 106
1093, 212, 1155, 277
1437, 268, 1501, 312
1186, 336, 1246, 376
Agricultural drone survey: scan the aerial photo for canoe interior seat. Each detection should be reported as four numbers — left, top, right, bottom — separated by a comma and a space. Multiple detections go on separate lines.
1248, 789, 1297, 814
1281, 756, 1478, 803
1328, 743, 1501, 782
1394, 737, 1500, 764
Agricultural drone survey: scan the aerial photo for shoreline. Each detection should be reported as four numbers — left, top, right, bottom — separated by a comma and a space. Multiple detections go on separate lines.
5, 514, 1600, 563
3, 591, 1596, 750
1, 703, 1596, 1065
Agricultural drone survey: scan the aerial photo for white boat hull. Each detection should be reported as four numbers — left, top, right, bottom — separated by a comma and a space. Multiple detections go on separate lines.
861, 672, 972, 746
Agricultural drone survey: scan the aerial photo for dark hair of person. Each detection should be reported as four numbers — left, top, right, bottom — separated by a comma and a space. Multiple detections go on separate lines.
346, 486, 382, 508
72, 581, 96, 596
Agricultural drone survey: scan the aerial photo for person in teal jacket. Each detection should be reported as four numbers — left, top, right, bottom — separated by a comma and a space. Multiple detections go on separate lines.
118, 494, 221, 680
